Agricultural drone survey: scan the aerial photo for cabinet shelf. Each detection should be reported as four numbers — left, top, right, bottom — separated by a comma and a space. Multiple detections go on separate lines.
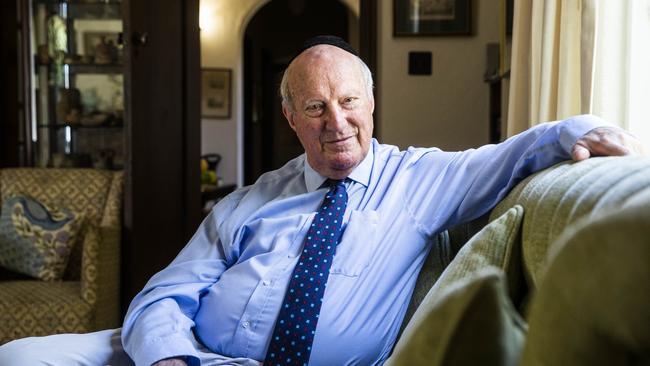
37, 123, 124, 129
35, 60, 123, 74
68, 63, 123, 74
68, 0, 122, 4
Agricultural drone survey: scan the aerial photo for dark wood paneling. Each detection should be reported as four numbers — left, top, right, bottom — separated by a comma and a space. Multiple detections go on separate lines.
183, 0, 202, 237
0, 0, 20, 167
122, 0, 201, 311
360, 0, 379, 138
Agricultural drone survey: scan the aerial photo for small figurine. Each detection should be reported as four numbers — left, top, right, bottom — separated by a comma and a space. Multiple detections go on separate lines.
95, 36, 118, 64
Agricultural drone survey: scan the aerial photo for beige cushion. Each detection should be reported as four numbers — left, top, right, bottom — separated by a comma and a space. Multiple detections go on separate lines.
388, 205, 526, 366
520, 198, 650, 366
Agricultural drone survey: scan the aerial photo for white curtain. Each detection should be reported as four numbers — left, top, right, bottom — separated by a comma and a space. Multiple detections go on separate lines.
591, 1, 650, 144
507, 0, 650, 146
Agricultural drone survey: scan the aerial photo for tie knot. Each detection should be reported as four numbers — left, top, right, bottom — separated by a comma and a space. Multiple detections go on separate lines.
328, 179, 346, 188
325, 179, 347, 204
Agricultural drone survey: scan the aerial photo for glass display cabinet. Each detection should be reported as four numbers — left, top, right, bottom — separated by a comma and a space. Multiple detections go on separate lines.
26, 0, 124, 170
16, 0, 204, 309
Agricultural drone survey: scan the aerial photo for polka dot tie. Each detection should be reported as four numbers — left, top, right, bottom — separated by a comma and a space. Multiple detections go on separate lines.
264, 180, 348, 366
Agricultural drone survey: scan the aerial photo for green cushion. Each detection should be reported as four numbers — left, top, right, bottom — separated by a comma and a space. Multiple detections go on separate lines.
387, 268, 527, 366
490, 156, 650, 290
388, 205, 526, 366
0, 196, 83, 281
521, 199, 650, 366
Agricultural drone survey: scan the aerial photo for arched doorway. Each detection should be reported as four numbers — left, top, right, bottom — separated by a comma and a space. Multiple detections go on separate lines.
243, 0, 357, 185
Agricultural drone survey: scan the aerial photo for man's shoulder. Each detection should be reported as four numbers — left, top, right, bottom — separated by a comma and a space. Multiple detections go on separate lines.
373, 140, 444, 167
216, 155, 306, 210
254, 154, 306, 186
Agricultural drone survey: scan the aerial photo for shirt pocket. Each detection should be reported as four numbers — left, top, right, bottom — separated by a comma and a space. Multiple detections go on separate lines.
234, 213, 314, 263
286, 213, 315, 258
330, 210, 379, 277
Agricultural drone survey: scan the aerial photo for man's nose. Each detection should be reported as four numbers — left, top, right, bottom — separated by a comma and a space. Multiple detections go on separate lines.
324, 105, 347, 131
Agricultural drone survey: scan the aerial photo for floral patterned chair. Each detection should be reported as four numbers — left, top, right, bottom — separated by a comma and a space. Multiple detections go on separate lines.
0, 168, 123, 344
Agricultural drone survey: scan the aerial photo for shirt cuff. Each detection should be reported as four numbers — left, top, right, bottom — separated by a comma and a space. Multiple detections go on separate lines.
131, 335, 200, 366
558, 114, 613, 155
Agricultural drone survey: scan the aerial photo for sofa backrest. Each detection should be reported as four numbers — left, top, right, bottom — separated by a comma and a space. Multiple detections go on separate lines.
0, 168, 123, 280
489, 156, 650, 290
398, 213, 490, 337
402, 156, 650, 335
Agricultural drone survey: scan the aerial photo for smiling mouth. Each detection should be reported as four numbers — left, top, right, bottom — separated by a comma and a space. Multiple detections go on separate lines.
325, 136, 353, 144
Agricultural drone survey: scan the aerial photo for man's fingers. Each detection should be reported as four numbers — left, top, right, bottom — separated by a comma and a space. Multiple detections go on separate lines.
571, 144, 591, 161
572, 126, 645, 161
583, 138, 630, 156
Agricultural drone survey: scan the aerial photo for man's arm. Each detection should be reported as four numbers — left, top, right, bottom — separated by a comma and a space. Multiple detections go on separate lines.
402, 114, 643, 235
121, 194, 239, 366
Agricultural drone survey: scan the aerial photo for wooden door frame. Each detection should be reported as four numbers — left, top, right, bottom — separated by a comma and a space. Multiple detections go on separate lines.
122, 0, 201, 314
359, 0, 378, 138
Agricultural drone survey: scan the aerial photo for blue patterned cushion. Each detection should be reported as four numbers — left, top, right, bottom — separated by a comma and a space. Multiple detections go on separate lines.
0, 196, 83, 281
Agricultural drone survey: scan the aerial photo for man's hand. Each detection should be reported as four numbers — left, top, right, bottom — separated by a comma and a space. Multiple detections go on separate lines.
572, 126, 647, 161
152, 358, 187, 366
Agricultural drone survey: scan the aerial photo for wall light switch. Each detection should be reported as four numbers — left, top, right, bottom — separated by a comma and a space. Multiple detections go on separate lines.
408, 51, 432, 75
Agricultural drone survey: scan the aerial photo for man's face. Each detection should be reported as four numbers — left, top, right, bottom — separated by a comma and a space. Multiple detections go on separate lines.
283, 45, 375, 180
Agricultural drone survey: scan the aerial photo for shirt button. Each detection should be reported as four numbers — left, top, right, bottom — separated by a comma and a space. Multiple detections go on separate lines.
242, 321, 250, 329
262, 280, 270, 286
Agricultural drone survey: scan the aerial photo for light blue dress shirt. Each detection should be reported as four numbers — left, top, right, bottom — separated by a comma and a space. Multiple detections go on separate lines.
122, 115, 605, 366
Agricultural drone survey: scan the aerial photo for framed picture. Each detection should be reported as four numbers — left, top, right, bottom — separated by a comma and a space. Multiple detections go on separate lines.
394, 0, 471, 36
202, 68, 232, 119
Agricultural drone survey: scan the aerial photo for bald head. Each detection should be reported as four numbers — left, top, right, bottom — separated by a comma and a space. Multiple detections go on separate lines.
280, 45, 374, 113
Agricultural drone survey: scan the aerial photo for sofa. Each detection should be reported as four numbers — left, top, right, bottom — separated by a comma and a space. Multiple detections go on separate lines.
0, 168, 123, 344
388, 156, 650, 365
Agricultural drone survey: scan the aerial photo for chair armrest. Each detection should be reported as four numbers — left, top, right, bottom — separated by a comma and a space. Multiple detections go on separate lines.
80, 224, 121, 329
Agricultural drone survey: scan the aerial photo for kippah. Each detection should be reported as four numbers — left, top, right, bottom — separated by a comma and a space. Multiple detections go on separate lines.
290, 35, 359, 63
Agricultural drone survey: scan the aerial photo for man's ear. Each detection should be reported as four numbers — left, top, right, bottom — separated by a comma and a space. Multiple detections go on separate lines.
283, 102, 297, 132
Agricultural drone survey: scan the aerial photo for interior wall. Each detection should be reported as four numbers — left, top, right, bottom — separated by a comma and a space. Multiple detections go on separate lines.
200, 0, 265, 186
377, 0, 499, 150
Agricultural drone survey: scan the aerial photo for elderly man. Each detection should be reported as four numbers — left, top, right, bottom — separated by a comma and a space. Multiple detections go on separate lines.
0, 36, 644, 366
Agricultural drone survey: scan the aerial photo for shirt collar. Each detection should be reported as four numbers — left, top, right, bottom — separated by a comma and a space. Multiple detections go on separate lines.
304, 143, 374, 192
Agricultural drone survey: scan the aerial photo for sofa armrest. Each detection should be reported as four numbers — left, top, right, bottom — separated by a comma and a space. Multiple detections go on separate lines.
447, 213, 490, 258
80, 224, 121, 329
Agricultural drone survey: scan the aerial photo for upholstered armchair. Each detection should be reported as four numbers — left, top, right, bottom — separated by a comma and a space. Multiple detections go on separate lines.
0, 168, 123, 344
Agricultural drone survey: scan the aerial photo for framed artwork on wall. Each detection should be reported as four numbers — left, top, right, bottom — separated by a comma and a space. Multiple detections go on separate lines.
394, 0, 471, 36
201, 68, 231, 119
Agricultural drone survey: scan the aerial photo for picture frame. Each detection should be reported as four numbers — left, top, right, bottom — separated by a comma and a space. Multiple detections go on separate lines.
394, 0, 471, 36
201, 68, 232, 119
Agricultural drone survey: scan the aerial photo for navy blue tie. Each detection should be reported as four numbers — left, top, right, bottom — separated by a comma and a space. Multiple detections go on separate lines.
264, 180, 348, 366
